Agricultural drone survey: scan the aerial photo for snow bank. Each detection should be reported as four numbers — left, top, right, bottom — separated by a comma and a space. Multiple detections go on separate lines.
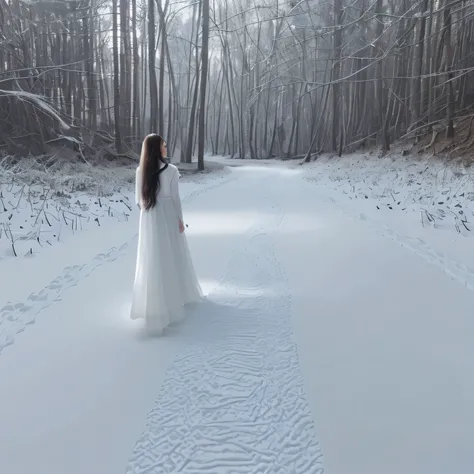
303, 150, 474, 291
0, 158, 232, 352
0, 157, 136, 260
0, 157, 229, 261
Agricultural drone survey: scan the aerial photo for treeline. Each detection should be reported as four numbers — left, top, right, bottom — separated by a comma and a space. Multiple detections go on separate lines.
0, 0, 473, 164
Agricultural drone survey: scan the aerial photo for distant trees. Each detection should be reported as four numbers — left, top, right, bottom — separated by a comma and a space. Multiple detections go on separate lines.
1, 0, 474, 164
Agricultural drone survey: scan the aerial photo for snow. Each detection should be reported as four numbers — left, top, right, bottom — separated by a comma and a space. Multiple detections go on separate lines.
301, 152, 474, 291
0, 161, 232, 347
1, 155, 474, 474
274, 180, 474, 474
0, 156, 136, 261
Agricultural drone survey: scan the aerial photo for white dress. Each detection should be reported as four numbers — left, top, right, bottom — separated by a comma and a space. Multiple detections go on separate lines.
130, 163, 203, 334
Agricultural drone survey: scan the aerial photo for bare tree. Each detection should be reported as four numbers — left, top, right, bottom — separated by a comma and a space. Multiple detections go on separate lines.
2, 0, 474, 165
197, 0, 210, 170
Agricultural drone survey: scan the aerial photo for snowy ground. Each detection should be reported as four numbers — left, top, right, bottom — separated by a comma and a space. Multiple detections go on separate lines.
304, 151, 474, 291
0, 154, 473, 474
0, 155, 228, 261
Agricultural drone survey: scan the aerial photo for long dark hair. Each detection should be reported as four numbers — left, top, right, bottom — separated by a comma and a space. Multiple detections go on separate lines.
140, 134, 168, 210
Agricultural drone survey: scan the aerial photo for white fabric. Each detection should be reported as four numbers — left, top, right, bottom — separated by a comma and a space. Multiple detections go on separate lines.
130, 163, 203, 334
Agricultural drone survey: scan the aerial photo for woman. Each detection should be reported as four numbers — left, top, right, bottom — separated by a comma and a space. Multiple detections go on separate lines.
130, 134, 203, 334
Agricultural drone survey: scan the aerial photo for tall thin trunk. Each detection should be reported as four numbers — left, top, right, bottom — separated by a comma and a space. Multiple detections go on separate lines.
112, 0, 122, 152
148, 0, 158, 132
332, 0, 342, 152
413, 0, 428, 125
185, 0, 202, 163
376, 0, 389, 151
157, 0, 166, 134
197, 0, 209, 170
444, 1, 454, 138
132, 0, 140, 146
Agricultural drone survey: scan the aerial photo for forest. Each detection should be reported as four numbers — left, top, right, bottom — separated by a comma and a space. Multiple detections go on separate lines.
1, 0, 473, 169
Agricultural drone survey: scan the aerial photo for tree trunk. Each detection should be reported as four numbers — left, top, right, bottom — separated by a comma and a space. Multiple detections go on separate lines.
332, 0, 342, 152
148, 0, 158, 133
197, 0, 209, 172
132, 0, 141, 146
112, 0, 122, 152
444, 1, 455, 139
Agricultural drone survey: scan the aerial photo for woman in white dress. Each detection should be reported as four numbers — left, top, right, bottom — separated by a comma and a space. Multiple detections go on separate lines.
130, 134, 203, 334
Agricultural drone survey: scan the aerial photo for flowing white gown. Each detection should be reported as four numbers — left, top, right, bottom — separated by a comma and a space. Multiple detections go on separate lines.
130, 163, 203, 334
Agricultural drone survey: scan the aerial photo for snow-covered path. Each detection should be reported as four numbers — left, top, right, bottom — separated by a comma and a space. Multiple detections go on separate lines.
1, 163, 474, 474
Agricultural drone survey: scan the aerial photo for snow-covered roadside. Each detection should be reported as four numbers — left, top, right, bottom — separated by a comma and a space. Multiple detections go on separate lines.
0, 159, 232, 352
304, 151, 474, 237
0, 157, 229, 261
301, 151, 474, 292
213, 150, 474, 292
1, 157, 473, 474
0, 157, 137, 261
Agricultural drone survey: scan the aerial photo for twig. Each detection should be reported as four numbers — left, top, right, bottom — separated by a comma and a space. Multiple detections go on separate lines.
14, 185, 25, 211
0, 194, 6, 212
34, 189, 50, 226
120, 199, 132, 211
4, 223, 17, 257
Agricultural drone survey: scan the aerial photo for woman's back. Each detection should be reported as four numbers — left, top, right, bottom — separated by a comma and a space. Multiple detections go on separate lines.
157, 163, 179, 198
131, 139, 202, 333
135, 163, 182, 213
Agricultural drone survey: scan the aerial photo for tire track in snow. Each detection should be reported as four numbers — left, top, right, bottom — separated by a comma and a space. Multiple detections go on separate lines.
125, 192, 324, 474
0, 173, 237, 354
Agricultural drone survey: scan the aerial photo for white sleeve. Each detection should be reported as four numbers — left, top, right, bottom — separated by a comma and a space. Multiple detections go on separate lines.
135, 167, 141, 207
170, 168, 183, 221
